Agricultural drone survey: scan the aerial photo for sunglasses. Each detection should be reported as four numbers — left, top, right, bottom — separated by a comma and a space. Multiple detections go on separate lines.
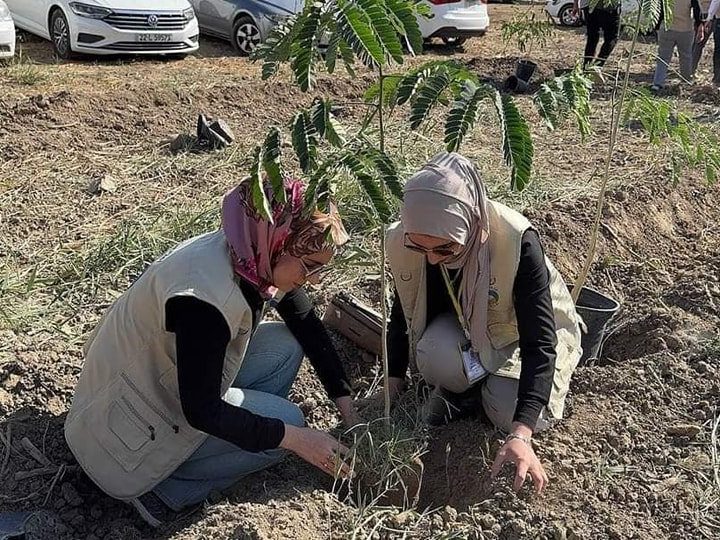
403, 235, 460, 257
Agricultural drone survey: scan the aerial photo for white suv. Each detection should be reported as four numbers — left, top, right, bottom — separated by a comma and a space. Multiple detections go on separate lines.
420, 0, 490, 48
5, 0, 199, 59
0, 0, 15, 58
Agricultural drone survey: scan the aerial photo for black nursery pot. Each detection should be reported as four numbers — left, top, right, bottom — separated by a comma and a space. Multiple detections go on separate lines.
574, 286, 620, 363
515, 59, 538, 82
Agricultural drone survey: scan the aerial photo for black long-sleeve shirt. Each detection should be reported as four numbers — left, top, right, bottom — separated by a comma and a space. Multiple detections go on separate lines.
165, 283, 351, 453
387, 229, 557, 430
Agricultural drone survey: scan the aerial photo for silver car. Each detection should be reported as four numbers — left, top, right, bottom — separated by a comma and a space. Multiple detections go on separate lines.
188, 0, 300, 55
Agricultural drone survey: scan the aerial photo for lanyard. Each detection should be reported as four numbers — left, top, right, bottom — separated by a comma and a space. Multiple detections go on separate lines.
439, 265, 473, 344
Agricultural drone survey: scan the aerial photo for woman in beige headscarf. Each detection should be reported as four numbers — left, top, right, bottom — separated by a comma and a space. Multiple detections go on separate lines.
384, 152, 582, 493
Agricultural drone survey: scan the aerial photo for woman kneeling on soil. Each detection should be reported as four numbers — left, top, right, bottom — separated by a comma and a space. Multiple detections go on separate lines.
65, 179, 358, 527
384, 152, 582, 493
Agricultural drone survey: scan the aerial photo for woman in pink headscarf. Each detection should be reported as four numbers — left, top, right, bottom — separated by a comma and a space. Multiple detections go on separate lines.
65, 178, 358, 527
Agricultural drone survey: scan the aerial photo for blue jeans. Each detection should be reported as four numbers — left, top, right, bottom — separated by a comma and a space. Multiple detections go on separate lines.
153, 322, 305, 511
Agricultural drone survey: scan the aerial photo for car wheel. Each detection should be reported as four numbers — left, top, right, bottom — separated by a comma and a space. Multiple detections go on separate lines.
558, 5, 581, 27
232, 16, 261, 56
50, 9, 73, 59
441, 37, 467, 48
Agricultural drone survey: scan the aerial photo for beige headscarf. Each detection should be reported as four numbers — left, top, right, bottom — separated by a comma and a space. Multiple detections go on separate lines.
401, 152, 491, 354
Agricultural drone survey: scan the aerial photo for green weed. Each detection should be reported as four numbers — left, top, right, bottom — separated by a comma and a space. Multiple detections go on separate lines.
2, 51, 47, 86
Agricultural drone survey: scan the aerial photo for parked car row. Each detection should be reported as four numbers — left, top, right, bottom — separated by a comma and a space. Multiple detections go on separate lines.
0, 0, 490, 60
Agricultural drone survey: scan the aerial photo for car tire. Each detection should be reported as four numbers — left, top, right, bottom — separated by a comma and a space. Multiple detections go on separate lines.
558, 5, 581, 27
50, 8, 73, 59
441, 36, 467, 48
232, 16, 261, 56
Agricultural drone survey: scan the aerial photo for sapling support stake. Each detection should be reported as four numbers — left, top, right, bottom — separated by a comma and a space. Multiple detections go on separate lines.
571, 6, 643, 303
378, 66, 391, 423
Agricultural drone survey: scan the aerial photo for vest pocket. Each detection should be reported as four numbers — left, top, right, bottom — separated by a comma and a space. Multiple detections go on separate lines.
94, 376, 174, 472
120, 373, 179, 433
109, 400, 152, 452
487, 322, 519, 350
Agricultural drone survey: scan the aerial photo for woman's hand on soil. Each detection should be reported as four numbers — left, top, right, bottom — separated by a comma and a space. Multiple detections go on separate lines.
335, 396, 364, 428
490, 425, 548, 494
280, 424, 353, 479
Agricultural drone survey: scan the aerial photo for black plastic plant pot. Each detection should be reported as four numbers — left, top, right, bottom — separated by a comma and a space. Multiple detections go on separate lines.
515, 59, 538, 83
504, 74, 529, 93
574, 286, 620, 363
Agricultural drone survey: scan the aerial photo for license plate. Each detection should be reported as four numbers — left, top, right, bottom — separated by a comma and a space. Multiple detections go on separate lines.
136, 34, 172, 43
466, 0, 479, 5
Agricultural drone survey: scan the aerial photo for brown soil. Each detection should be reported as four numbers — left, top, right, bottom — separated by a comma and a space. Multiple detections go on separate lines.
1, 4, 719, 540
419, 180, 720, 540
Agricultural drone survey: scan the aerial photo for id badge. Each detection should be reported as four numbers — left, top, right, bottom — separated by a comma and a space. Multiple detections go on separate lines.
460, 342, 488, 385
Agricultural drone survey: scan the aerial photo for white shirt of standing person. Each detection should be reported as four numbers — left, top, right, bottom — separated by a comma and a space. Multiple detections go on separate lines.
708, 0, 720, 20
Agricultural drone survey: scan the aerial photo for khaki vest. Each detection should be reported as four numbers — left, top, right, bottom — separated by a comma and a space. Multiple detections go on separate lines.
386, 201, 582, 418
65, 230, 253, 500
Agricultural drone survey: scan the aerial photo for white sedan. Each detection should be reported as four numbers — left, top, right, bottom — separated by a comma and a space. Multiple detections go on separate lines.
544, 0, 581, 26
545, 0, 650, 28
0, 0, 15, 58
420, 0, 490, 47
5, 0, 199, 59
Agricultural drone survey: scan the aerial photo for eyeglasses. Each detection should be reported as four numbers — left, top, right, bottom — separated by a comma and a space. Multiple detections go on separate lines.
403, 235, 460, 257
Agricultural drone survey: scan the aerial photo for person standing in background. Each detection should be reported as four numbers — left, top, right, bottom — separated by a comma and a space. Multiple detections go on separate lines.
693, 0, 720, 84
573, 0, 622, 67
651, 0, 704, 91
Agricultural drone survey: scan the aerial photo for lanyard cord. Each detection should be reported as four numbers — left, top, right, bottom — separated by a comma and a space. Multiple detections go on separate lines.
439, 265, 472, 343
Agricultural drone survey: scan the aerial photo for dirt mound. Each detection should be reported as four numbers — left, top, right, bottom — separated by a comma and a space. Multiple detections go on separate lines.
416, 179, 720, 539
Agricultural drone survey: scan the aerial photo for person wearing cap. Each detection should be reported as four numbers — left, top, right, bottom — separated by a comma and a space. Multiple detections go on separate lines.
65, 178, 358, 527
383, 152, 582, 494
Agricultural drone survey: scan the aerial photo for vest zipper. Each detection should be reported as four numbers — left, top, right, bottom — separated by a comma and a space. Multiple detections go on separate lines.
121, 373, 180, 434
121, 396, 156, 441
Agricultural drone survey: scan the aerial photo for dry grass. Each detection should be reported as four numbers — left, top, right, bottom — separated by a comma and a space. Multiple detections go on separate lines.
0, 51, 48, 86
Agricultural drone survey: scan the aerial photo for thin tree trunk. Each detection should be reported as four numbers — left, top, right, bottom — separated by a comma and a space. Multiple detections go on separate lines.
572, 10, 643, 303
378, 66, 391, 422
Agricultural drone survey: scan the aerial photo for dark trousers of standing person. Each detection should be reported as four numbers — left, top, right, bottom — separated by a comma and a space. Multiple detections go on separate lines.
692, 19, 720, 83
583, 7, 621, 67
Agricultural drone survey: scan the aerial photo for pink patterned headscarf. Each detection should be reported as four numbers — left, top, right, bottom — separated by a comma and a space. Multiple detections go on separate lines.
221, 178, 348, 298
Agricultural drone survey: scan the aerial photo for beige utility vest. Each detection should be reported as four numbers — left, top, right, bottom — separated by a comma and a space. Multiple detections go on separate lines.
386, 200, 582, 418
65, 230, 254, 500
